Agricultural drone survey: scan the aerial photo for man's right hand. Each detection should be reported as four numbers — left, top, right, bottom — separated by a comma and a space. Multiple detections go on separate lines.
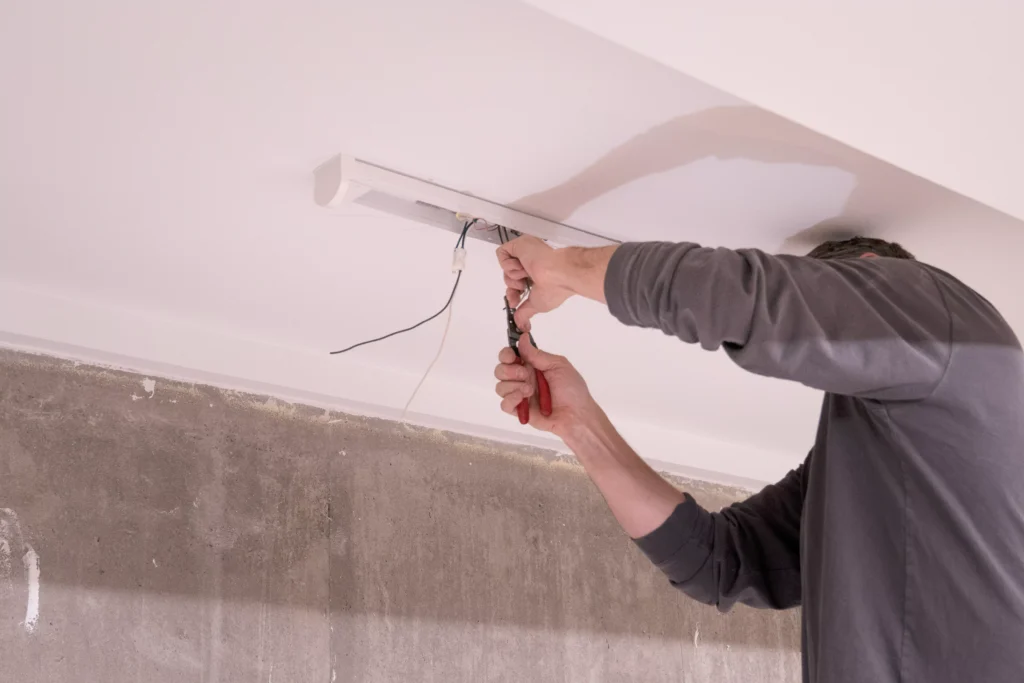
493, 337, 600, 438
496, 236, 575, 332
497, 236, 618, 331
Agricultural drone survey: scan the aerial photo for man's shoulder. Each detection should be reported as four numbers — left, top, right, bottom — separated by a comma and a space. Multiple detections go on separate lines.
921, 264, 1021, 351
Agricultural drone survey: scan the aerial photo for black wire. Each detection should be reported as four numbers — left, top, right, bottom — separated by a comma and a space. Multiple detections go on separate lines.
329, 222, 470, 356
458, 218, 476, 248
329, 272, 462, 355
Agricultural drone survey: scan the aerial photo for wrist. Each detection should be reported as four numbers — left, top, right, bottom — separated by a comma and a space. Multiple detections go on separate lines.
555, 402, 617, 454
548, 247, 581, 292
553, 246, 616, 304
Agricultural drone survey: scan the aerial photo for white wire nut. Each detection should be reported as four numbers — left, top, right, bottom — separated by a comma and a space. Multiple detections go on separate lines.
451, 248, 467, 273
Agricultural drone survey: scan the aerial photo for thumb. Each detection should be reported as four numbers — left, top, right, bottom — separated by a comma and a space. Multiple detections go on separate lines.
518, 336, 559, 371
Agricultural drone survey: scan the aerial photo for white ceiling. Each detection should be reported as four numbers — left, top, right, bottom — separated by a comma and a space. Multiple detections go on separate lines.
2, 1, 1023, 486
525, 0, 1024, 222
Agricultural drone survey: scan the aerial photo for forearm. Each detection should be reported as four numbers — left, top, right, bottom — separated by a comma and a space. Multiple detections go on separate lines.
558, 408, 683, 539
553, 245, 618, 305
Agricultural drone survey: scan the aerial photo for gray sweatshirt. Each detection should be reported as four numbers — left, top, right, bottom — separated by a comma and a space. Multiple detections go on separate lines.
604, 242, 1024, 683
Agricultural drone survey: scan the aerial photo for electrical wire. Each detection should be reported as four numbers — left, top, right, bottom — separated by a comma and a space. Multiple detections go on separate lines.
329, 222, 470, 355
397, 219, 514, 416
401, 283, 458, 418
458, 219, 476, 245
398, 220, 476, 415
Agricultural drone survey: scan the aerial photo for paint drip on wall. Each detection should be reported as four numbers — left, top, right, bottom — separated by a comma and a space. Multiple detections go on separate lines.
0, 508, 41, 633
22, 545, 39, 632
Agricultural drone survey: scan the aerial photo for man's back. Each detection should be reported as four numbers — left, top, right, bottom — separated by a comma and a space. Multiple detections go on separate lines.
605, 244, 1024, 682
802, 265, 1024, 682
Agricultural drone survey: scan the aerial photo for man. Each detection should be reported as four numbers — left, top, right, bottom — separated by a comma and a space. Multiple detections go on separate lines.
493, 236, 1024, 683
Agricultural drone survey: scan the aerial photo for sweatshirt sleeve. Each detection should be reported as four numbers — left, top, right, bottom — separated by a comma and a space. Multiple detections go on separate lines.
633, 463, 805, 611
605, 242, 952, 400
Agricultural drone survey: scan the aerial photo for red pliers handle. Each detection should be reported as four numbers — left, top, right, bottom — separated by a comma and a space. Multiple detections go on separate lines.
513, 354, 552, 425
504, 296, 553, 425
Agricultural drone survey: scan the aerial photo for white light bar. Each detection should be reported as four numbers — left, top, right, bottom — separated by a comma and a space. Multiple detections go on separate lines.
313, 155, 619, 248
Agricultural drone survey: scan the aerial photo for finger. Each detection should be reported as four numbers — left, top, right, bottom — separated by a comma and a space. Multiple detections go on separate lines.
503, 266, 528, 281
518, 336, 561, 372
501, 393, 529, 415
513, 300, 538, 331
505, 287, 522, 308
495, 381, 533, 399
499, 257, 528, 280
497, 347, 517, 364
504, 275, 525, 291
496, 239, 522, 261
494, 362, 529, 381
496, 249, 528, 279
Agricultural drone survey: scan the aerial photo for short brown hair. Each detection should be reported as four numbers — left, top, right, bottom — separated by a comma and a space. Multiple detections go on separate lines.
807, 236, 915, 260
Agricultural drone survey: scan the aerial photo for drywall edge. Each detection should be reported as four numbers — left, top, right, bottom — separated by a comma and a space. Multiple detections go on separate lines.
0, 280, 788, 489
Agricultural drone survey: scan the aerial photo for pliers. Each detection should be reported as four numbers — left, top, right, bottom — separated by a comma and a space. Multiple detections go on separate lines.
504, 282, 553, 425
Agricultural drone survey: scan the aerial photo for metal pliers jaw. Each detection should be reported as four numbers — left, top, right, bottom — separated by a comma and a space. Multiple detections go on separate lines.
502, 285, 551, 425
504, 296, 536, 356
504, 296, 522, 352
504, 281, 532, 355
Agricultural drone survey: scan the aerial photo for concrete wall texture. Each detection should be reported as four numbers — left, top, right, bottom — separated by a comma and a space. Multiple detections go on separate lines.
0, 349, 800, 682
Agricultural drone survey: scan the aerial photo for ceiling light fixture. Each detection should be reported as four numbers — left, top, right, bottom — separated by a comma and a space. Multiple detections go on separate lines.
313, 154, 618, 248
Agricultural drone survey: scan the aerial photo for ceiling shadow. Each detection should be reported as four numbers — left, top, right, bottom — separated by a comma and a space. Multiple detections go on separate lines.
510, 105, 948, 252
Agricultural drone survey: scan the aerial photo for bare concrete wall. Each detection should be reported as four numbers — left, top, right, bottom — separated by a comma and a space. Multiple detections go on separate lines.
0, 350, 800, 681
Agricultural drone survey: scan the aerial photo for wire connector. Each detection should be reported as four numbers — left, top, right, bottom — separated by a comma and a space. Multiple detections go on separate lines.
451, 247, 467, 273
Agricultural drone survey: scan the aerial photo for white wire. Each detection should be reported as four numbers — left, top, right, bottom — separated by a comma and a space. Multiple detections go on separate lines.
401, 286, 458, 419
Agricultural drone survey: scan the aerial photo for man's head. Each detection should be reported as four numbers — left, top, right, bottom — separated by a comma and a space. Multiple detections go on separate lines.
806, 236, 915, 261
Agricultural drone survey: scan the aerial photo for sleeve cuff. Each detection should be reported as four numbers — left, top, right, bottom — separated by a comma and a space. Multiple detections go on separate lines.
632, 494, 704, 566
603, 241, 645, 327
